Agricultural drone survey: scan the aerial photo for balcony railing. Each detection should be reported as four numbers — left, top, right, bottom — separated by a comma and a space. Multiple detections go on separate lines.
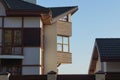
57, 52, 72, 64
0, 47, 23, 55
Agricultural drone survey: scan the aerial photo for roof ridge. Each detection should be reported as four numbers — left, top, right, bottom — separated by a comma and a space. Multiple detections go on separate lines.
96, 38, 120, 40
48, 6, 78, 8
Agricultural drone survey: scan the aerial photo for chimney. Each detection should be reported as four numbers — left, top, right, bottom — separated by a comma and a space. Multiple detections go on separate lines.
23, 0, 36, 4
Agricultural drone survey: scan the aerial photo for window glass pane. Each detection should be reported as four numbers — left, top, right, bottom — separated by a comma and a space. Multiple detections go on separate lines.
14, 30, 21, 46
63, 37, 68, 44
63, 45, 69, 52
57, 36, 62, 43
4, 30, 12, 46
23, 28, 40, 46
57, 44, 62, 51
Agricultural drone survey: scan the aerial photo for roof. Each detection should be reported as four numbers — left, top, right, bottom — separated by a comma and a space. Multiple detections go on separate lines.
49, 6, 78, 18
96, 38, 120, 61
0, 0, 78, 24
2, 0, 49, 11
89, 38, 120, 74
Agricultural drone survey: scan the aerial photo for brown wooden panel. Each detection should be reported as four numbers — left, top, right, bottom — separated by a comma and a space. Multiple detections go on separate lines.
23, 28, 41, 47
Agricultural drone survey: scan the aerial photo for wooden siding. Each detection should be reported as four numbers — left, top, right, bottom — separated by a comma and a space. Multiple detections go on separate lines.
57, 21, 72, 36
57, 52, 72, 64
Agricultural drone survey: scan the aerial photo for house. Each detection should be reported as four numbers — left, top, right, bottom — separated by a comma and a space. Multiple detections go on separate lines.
0, 0, 78, 75
89, 38, 120, 79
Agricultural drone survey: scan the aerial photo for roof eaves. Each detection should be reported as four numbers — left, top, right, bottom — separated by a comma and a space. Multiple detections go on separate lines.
50, 6, 78, 23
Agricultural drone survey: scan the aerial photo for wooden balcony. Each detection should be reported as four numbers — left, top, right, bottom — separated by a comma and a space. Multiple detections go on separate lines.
57, 52, 72, 64
57, 21, 72, 36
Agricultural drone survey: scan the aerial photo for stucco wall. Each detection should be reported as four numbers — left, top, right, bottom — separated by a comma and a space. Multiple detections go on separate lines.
1, 17, 42, 28
24, 17, 41, 28
95, 57, 101, 73
44, 23, 57, 74
4, 17, 22, 28
106, 62, 120, 72
0, 2, 6, 16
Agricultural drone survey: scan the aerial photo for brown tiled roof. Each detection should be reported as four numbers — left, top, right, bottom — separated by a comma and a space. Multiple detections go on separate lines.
96, 38, 120, 61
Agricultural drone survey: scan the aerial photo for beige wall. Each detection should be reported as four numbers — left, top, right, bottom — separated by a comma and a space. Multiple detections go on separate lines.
24, 17, 41, 28
3, 17, 42, 28
4, 17, 22, 28
44, 23, 57, 74
106, 62, 120, 72
95, 57, 101, 73
0, 75, 8, 80
57, 21, 72, 36
0, 2, 6, 16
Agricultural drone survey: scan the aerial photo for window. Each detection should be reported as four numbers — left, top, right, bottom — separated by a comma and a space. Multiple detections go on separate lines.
4, 29, 22, 46
23, 28, 40, 46
3, 29, 22, 54
57, 36, 69, 52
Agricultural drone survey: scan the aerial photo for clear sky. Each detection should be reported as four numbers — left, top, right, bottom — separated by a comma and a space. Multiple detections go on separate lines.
37, 0, 120, 74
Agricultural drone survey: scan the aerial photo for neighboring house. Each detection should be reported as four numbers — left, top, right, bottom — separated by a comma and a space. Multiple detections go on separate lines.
0, 0, 78, 75
89, 38, 120, 74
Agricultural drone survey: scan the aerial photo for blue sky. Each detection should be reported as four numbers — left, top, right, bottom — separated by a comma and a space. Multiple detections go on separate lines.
37, 0, 120, 74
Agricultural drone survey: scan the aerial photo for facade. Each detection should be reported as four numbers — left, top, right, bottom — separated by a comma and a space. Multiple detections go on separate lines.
89, 38, 120, 74
0, 0, 78, 75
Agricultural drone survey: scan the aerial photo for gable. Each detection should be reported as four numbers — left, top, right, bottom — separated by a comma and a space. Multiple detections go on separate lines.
96, 38, 120, 61
0, 2, 6, 16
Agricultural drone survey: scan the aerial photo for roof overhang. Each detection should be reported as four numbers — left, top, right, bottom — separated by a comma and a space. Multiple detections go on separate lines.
51, 6, 78, 24
89, 42, 100, 74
